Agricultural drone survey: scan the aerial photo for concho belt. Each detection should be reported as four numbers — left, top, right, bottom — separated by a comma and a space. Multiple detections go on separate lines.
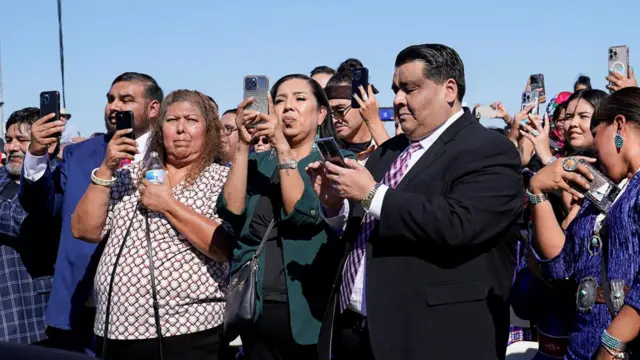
576, 277, 630, 312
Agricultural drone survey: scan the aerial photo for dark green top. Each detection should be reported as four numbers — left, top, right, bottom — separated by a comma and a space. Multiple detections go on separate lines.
216, 148, 351, 345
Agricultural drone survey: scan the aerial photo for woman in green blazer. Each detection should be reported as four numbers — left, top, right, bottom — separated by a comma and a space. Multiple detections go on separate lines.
216, 74, 349, 360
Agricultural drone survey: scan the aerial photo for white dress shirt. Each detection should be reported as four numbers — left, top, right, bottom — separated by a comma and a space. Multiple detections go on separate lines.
348, 109, 464, 315
23, 132, 151, 182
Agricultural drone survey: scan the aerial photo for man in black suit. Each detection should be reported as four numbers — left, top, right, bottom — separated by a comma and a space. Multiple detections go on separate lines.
312, 44, 523, 360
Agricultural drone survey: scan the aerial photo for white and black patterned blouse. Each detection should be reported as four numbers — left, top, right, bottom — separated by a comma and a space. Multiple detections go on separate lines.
93, 162, 229, 340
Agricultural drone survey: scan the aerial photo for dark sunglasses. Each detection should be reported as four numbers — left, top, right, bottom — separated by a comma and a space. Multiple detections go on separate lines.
331, 105, 351, 118
252, 137, 269, 145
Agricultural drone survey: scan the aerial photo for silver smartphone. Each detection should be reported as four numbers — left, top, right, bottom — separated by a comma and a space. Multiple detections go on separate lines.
474, 105, 498, 120
243, 75, 269, 129
575, 159, 620, 212
608, 45, 630, 77
315, 137, 346, 167
521, 90, 540, 116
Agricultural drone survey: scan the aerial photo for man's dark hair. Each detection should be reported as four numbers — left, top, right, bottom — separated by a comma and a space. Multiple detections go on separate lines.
395, 44, 466, 102
6, 107, 40, 132
337, 58, 364, 74
222, 108, 237, 116
310, 66, 336, 77
111, 72, 164, 104
326, 71, 352, 88
574, 75, 592, 91
206, 96, 219, 112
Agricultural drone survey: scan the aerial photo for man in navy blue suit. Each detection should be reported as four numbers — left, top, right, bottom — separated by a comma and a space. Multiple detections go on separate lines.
19, 72, 163, 353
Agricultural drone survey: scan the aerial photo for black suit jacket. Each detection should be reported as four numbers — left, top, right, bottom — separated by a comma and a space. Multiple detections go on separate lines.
318, 110, 524, 360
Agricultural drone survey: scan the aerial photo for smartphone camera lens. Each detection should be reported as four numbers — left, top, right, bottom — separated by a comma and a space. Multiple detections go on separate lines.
42, 94, 50, 104
353, 70, 361, 81
245, 77, 258, 91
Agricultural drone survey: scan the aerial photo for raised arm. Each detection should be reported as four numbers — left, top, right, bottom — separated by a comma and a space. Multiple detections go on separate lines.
71, 130, 137, 242
222, 99, 253, 216
19, 114, 67, 216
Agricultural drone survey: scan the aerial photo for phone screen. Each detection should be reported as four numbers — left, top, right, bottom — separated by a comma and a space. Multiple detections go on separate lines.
115, 111, 136, 140
315, 137, 346, 167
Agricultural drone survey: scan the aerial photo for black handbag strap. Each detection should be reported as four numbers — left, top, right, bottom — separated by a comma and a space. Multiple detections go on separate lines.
144, 211, 164, 360
253, 219, 275, 261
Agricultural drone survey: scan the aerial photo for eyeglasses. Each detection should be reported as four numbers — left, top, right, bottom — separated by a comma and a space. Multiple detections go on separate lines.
331, 106, 351, 118
252, 137, 269, 145
221, 125, 237, 136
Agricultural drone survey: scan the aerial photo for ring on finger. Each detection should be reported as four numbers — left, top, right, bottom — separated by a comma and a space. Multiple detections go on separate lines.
362, 94, 368, 101
562, 157, 578, 172
531, 130, 540, 137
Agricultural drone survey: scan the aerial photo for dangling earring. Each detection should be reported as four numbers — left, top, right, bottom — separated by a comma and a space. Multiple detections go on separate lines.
614, 132, 624, 149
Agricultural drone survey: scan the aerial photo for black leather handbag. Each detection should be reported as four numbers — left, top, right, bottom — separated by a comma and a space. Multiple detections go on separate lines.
223, 219, 275, 340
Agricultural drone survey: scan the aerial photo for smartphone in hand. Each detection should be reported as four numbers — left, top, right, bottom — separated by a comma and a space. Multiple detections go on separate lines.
521, 90, 540, 116
572, 159, 620, 212
40, 91, 61, 138
529, 74, 546, 99
474, 105, 498, 120
243, 75, 269, 129
351, 67, 369, 109
315, 137, 347, 167
115, 111, 136, 140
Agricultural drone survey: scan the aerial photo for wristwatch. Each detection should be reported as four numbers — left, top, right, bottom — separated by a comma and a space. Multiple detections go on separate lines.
277, 160, 298, 170
362, 183, 381, 211
526, 188, 547, 205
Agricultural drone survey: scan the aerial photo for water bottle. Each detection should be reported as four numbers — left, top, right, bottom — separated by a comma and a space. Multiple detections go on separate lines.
145, 152, 165, 184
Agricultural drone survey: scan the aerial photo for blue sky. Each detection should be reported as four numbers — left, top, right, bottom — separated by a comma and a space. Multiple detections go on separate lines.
1, 0, 640, 137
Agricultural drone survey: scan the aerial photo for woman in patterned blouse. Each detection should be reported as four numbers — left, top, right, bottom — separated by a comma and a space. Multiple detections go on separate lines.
72, 90, 232, 360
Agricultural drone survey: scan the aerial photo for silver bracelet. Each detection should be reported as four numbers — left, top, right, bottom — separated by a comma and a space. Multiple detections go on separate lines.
277, 160, 298, 170
91, 168, 116, 187
545, 156, 558, 166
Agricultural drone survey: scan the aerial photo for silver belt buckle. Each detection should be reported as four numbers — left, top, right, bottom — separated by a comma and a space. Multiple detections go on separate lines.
610, 279, 626, 312
576, 277, 597, 312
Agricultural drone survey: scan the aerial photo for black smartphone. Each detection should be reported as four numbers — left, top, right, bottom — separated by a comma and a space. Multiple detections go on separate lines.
115, 110, 136, 140
315, 137, 346, 167
39, 91, 61, 138
351, 67, 369, 109
529, 74, 546, 99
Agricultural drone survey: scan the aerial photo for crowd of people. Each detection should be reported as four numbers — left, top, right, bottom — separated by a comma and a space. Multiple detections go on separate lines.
1, 42, 640, 360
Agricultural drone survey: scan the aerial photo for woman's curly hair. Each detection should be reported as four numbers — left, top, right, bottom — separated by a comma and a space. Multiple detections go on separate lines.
143, 89, 222, 185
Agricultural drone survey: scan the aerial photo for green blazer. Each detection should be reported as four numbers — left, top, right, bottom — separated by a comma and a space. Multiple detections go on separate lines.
216, 148, 350, 345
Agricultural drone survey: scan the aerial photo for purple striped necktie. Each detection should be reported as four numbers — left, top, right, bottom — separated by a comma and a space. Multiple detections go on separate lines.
338, 141, 423, 313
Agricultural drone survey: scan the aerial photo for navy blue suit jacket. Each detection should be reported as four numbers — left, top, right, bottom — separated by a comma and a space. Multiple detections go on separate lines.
19, 135, 110, 331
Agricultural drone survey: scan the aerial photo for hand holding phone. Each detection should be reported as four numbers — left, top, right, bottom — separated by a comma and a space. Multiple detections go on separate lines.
243, 75, 270, 129
351, 68, 369, 109
529, 74, 546, 100
474, 105, 498, 120
315, 137, 347, 167
115, 111, 136, 140
40, 91, 62, 138
521, 90, 540, 116
573, 159, 620, 213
